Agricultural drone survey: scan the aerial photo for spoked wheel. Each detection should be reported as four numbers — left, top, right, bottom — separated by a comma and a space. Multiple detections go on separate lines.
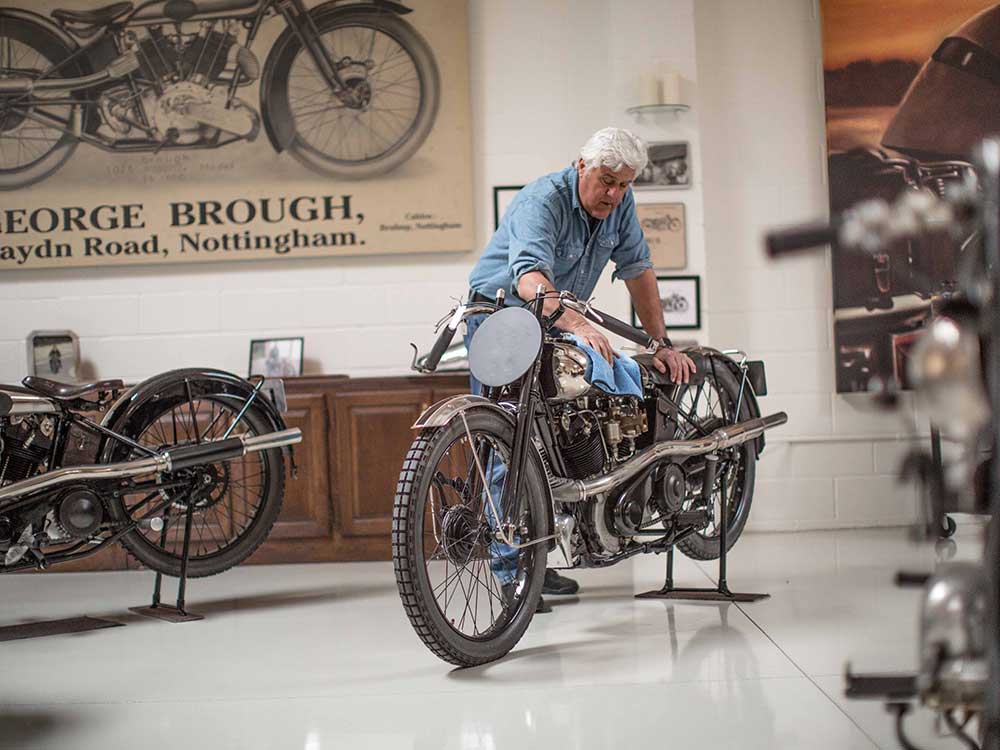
673, 363, 756, 560
0, 18, 82, 190
393, 408, 549, 666
109, 395, 285, 578
266, 9, 440, 179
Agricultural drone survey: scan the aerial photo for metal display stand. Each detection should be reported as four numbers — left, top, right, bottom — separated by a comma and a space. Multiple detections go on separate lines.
129, 504, 203, 623
636, 454, 769, 603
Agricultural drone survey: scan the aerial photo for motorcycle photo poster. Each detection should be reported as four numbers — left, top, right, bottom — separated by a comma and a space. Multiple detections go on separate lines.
821, 0, 995, 392
0, 0, 474, 271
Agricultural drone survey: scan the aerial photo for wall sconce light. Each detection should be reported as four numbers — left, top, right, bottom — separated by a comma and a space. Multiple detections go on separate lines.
628, 69, 690, 115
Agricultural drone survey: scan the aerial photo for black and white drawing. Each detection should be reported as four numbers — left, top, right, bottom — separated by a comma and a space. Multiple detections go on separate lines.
249, 337, 303, 378
632, 275, 701, 329
0, 0, 441, 190
634, 142, 690, 189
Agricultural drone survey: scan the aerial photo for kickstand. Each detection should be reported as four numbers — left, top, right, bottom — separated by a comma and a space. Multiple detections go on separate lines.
636, 453, 769, 603
129, 503, 204, 623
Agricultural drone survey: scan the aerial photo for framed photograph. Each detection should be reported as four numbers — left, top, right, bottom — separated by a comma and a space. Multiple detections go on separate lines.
248, 337, 304, 378
492, 185, 524, 229
634, 142, 690, 189
636, 202, 686, 269
632, 275, 701, 330
27, 330, 79, 382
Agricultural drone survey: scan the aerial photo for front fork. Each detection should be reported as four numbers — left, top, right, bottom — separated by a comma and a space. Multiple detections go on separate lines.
275, 0, 351, 102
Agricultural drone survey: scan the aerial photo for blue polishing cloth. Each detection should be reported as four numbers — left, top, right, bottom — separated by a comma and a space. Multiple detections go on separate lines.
567, 335, 644, 397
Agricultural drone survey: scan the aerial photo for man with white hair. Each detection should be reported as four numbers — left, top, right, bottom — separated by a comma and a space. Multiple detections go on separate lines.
468, 127, 696, 602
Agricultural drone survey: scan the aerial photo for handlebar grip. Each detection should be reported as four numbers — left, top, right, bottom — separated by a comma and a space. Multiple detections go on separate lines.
422, 321, 458, 372
585, 308, 654, 348
765, 221, 838, 257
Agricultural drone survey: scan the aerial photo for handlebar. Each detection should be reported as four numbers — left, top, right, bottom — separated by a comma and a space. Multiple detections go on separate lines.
765, 221, 839, 257
584, 306, 656, 349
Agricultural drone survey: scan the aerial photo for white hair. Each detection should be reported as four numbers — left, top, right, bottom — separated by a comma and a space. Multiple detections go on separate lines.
579, 127, 648, 174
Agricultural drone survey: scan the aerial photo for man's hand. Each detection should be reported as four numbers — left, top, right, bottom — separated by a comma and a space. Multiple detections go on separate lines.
653, 347, 696, 384
567, 319, 615, 365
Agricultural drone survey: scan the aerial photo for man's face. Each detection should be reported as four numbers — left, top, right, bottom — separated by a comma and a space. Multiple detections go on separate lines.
576, 160, 636, 220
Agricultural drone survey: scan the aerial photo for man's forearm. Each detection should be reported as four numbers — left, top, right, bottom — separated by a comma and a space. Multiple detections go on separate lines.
516, 271, 587, 328
625, 268, 668, 342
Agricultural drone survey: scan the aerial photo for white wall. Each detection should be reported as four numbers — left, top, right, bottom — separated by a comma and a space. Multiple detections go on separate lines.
0, 0, 922, 529
694, 0, 922, 530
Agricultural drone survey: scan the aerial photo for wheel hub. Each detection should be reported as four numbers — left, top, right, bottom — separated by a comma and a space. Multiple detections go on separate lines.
440, 504, 483, 565
0, 99, 28, 132
336, 59, 373, 109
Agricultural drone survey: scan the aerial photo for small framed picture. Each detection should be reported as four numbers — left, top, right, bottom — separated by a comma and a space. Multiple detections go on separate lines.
634, 142, 690, 189
27, 330, 80, 382
493, 185, 524, 229
636, 202, 686, 269
248, 337, 304, 378
632, 275, 701, 330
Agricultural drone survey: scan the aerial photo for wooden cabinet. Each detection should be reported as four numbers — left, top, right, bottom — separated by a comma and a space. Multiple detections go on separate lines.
245, 373, 468, 565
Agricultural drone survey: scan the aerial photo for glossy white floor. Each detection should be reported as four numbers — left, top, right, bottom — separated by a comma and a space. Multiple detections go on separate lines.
0, 525, 986, 750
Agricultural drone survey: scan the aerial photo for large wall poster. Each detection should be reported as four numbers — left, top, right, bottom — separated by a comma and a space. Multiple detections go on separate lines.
821, 0, 996, 392
0, 0, 473, 271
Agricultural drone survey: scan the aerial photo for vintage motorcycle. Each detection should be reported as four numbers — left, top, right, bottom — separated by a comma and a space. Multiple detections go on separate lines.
0, 368, 300, 577
0, 0, 439, 189
393, 288, 786, 666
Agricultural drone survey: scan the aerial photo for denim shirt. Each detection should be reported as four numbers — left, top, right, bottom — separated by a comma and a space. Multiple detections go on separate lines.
469, 164, 652, 304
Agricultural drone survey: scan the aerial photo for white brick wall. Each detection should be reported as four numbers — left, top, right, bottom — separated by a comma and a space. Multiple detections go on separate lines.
694, 0, 926, 529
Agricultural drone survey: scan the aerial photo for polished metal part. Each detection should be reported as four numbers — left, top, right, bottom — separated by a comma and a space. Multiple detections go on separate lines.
0, 428, 302, 503
551, 412, 788, 504
554, 512, 576, 567
549, 342, 590, 402
5, 392, 59, 416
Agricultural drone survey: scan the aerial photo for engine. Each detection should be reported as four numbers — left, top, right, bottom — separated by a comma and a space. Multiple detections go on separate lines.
551, 395, 648, 480
0, 415, 54, 486
100, 22, 259, 143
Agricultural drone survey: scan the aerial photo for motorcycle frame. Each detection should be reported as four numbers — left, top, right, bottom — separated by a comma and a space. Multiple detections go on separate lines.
473, 289, 762, 561
0, 373, 276, 573
5, 0, 409, 153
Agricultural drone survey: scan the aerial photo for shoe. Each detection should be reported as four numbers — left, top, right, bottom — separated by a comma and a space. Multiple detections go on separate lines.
501, 582, 552, 614
542, 568, 579, 595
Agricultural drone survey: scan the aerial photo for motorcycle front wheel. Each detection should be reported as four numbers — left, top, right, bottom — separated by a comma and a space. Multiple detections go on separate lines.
265, 9, 440, 180
0, 17, 82, 190
393, 408, 549, 667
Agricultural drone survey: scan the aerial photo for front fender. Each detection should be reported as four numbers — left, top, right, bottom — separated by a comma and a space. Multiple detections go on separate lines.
261, 1, 412, 154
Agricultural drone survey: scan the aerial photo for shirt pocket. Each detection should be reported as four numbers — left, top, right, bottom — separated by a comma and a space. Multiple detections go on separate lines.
555, 241, 584, 261
597, 232, 619, 249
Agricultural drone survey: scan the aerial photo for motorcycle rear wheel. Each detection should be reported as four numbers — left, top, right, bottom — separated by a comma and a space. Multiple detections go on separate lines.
108, 395, 285, 578
393, 408, 548, 667
0, 17, 82, 190
674, 361, 757, 560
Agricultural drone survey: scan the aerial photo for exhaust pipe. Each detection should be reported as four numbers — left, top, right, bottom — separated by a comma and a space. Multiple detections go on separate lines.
551, 412, 787, 504
0, 428, 302, 503
0, 52, 139, 95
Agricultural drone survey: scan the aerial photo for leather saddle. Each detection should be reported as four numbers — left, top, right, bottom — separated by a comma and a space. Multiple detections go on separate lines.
22, 376, 124, 401
51, 2, 133, 31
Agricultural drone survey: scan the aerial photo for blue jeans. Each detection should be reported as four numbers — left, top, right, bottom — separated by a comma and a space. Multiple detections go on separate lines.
465, 314, 519, 585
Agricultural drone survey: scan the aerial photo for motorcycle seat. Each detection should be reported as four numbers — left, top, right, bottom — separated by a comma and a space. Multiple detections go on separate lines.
21, 376, 124, 401
51, 2, 134, 27
632, 351, 708, 387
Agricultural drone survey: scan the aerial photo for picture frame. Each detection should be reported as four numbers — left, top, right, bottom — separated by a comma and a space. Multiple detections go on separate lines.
634, 142, 690, 190
248, 337, 304, 378
631, 275, 701, 330
492, 185, 524, 230
27, 330, 80, 382
636, 202, 686, 269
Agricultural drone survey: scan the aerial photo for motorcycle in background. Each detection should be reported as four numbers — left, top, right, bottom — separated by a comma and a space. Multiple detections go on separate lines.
0, 0, 440, 188
0, 368, 300, 577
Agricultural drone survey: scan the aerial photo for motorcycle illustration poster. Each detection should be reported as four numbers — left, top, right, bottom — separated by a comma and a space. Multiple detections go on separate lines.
821, 0, 995, 392
0, 0, 473, 271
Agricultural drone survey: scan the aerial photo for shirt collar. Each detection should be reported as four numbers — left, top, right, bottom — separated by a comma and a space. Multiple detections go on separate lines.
567, 162, 590, 220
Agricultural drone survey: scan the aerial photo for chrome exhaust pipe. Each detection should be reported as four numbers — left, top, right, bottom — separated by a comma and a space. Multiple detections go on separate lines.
551, 412, 787, 504
0, 52, 139, 95
0, 427, 302, 503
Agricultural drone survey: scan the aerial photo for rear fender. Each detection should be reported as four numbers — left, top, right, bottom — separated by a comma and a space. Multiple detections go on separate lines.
688, 348, 766, 457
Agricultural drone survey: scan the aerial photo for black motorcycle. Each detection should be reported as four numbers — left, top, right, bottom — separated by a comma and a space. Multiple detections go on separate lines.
0, 368, 300, 577
393, 288, 786, 666
0, 0, 439, 189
